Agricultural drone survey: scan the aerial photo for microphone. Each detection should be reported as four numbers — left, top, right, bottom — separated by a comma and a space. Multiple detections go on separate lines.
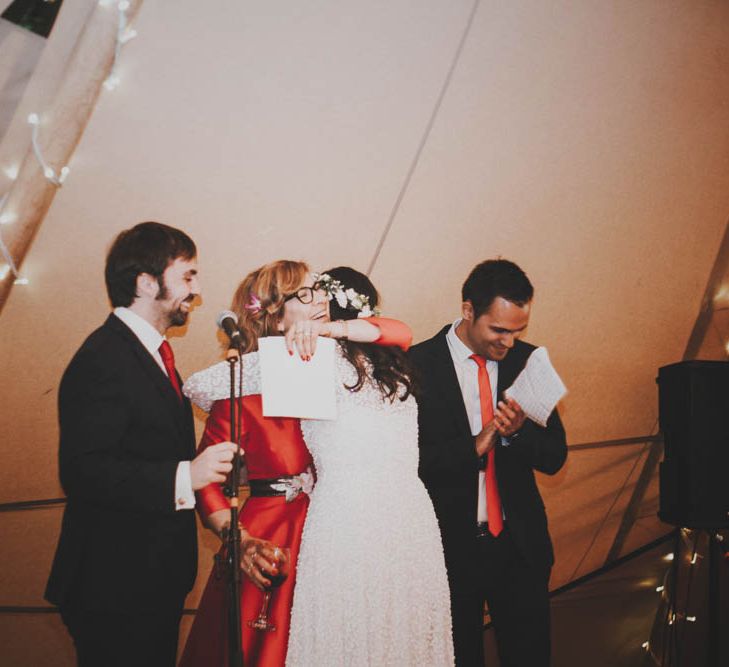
217, 310, 244, 350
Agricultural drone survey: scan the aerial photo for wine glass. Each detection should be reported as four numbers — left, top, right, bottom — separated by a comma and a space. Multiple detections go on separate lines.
248, 546, 291, 632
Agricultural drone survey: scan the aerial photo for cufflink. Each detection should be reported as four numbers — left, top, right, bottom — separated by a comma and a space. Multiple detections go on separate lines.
177, 498, 186, 506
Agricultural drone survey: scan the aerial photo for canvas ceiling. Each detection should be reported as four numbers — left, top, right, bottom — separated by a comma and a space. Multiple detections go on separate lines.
1, 0, 728, 663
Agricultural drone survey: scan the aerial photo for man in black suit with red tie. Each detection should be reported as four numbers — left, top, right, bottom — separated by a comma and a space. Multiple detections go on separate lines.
409, 259, 567, 667
45, 222, 237, 667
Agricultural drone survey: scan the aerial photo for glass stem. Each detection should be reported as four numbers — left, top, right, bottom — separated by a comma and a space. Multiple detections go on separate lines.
257, 590, 271, 622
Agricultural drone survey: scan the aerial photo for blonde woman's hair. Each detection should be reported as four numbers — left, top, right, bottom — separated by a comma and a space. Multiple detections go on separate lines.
230, 259, 310, 352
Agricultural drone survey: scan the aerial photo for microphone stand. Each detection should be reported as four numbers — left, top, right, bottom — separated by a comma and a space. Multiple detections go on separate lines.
221, 346, 244, 667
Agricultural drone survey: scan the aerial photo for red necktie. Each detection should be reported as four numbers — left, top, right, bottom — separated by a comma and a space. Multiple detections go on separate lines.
159, 340, 182, 401
470, 354, 504, 537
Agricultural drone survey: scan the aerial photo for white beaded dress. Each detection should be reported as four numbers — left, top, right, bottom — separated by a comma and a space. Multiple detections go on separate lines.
286, 347, 454, 667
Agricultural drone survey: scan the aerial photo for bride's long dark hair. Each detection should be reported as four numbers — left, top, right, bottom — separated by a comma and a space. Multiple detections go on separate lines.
323, 267, 419, 402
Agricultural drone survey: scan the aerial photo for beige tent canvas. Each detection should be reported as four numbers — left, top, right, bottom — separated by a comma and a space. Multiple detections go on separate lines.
1, 0, 728, 665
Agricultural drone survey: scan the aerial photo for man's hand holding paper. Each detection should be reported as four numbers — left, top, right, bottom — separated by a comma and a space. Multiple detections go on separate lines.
503, 346, 567, 428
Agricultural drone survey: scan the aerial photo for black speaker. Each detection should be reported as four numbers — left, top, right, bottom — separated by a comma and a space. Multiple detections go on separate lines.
658, 360, 729, 528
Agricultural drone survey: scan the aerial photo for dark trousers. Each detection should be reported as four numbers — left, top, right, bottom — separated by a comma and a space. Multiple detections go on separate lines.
61, 605, 182, 667
450, 527, 551, 667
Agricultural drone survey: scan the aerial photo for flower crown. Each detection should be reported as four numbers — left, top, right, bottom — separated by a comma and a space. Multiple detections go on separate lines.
314, 273, 381, 318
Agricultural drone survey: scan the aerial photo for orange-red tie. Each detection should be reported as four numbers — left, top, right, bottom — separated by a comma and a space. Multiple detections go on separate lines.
159, 340, 183, 401
470, 354, 504, 537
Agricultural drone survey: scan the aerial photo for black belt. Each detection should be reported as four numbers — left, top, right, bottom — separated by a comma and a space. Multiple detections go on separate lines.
248, 467, 314, 502
249, 478, 289, 497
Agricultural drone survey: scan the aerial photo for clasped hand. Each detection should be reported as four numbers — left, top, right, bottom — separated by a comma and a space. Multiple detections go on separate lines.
474, 398, 526, 457
190, 441, 238, 490
240, 536, 287, 590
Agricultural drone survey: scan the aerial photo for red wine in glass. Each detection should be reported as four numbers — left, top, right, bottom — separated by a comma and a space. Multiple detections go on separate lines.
263, 572, 287, 589
248, 547, 290, 632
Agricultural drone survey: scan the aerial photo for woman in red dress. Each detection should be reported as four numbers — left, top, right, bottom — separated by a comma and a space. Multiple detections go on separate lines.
179, 260, 411, 667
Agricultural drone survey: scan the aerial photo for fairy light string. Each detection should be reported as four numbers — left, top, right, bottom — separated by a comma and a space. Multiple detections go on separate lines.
0, 0, 138, 288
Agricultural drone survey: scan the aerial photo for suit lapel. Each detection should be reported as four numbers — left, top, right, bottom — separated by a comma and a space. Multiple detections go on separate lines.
105, 315, 192, 442
430, 328, 472, 437
497, 354, 510, 399
497, 342, 529, 399
178, 383, 196, 457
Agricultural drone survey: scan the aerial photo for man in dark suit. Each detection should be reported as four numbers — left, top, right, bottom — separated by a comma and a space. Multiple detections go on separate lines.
410, 259, 567, 667
45, 222, 237, 667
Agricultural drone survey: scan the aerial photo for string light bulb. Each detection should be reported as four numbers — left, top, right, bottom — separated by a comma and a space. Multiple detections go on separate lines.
0, 233, 25, 284
713, 285, 729, 308
103, 0, 134, 91
2, 165, 19, 180
103, 74, 121, 91
120, 28, 137, 43
27, 112, 70, 186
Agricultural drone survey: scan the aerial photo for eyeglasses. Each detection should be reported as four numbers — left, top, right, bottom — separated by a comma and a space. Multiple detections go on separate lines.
283, 283, 324, 305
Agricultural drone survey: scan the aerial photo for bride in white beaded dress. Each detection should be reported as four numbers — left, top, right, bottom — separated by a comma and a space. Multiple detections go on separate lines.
286, 267, 454, 667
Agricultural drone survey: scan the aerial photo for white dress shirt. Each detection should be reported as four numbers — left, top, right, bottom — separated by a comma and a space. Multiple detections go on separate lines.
113, 307, 195, 511
446, 319, 505, 523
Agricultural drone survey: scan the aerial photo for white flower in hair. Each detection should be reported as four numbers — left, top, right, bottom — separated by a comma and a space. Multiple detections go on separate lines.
315, 271, 382, 317
335, 289, 348, 308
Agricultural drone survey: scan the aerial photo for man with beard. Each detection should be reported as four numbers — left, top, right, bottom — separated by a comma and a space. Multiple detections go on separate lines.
46, 222, 237, 667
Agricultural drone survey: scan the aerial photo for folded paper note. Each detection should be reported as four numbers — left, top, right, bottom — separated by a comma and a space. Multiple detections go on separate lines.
258, 336, 337, 420
504, 346, 566, 427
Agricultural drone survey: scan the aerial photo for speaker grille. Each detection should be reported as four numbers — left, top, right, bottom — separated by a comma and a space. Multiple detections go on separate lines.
658, 360, 729, 529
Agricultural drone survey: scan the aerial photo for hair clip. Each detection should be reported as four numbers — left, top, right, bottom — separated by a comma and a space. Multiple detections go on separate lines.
244, 294, 262, 314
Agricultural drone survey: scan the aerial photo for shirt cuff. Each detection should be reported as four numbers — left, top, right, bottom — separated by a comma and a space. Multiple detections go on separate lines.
175, 461, 196, 511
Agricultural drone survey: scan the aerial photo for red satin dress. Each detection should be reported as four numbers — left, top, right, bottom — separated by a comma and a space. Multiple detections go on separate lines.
179, 319, 412, 667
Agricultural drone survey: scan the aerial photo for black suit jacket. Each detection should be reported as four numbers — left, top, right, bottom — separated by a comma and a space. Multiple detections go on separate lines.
410, 326, 567, 580
45, 314, 198, 613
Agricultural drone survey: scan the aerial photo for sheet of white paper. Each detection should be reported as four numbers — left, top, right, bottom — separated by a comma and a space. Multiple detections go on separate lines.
258, 336, 337, 420
503, 346, 567, 427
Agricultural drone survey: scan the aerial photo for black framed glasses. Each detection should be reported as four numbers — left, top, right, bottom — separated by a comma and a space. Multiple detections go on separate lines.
283, 284, 323, 305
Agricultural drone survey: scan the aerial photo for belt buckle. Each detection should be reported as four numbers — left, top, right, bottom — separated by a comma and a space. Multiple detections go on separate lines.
269, 466, 315, 502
